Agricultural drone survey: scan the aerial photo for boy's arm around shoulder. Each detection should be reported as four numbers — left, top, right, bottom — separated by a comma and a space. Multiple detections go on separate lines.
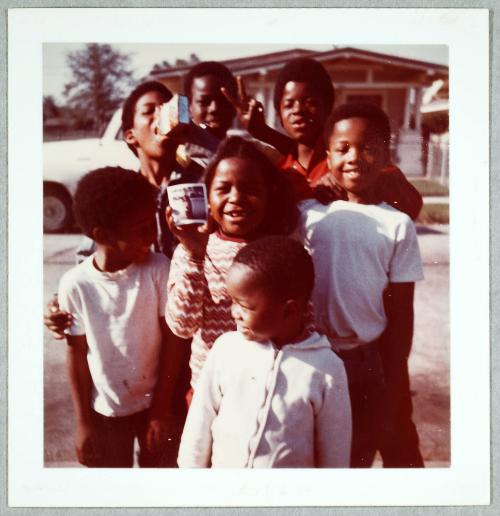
315, 352, 352, 468
377, 166, 423, 220
47, 257, 90, 340
177, 337, 226, 468
66, 334, 100, 466
57, 263, 89, 337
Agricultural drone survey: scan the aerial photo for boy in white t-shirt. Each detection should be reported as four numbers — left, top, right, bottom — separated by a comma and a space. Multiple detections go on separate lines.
177, 236, 351, 468
299, 103, 425, 468
58, 167, 182, 467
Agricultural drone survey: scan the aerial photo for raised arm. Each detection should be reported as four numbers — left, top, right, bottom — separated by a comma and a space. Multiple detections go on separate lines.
165, 207, 211, 338
221, 76, 296, 156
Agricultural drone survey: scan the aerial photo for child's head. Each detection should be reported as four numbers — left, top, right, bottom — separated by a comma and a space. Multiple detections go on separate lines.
74, 167, 157, 264
324, 103, 391, 202
274, 58, 335, 146
227, 236, 314, 345
204, 136, 298, 239
122, 81, 173, 157
184, 61, 237, 139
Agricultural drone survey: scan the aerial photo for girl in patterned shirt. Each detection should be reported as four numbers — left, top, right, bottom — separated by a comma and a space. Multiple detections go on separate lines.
165, 136, 299, 388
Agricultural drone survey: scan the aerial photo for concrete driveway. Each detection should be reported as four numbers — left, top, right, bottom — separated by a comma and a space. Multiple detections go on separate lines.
43, 224, 450, 467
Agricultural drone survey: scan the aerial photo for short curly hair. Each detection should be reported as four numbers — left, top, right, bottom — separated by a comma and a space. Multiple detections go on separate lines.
184, 61, 237, 100
204, 136, 298, 237
121, 81, 173, 156
73, 167, 157, 237
232, 236, 315, 303
273, 57, 335, 115
323, 102, 391, 150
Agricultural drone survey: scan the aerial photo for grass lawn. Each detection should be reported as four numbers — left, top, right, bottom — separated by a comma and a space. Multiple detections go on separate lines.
410, 178, 449, 197
417, 203, 449, 224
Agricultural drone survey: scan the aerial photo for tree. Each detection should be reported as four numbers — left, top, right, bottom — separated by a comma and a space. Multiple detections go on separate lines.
63, 44, 134, 133
43, 96, 60, 122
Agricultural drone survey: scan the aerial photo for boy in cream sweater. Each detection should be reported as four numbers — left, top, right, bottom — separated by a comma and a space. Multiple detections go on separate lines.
177, 236, 351, 468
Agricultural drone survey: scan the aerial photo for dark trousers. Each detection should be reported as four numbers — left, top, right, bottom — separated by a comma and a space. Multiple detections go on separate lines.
87, 341, 192, 469
88, 408, 181, 468
338, 341, 424, 468
378, 352, 424, 468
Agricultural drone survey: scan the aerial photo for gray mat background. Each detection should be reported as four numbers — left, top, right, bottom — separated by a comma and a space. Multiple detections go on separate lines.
1, 1, 498, 514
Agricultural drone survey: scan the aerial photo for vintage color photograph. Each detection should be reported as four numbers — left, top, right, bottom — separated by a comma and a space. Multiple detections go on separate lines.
42, 41, 450, 468
8, 7, 489, 508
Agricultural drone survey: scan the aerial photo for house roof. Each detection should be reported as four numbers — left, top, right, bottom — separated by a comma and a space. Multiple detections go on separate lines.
149, 47, 314, 77
314, 47, 448, 74
148, 46, 448, 79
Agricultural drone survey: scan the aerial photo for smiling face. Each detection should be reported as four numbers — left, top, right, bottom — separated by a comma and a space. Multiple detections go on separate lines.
327, 117, 389, 203
208, 157, 268, 239
189, 74, 235, 139
125, 90, 174, 160
227, 263, 287, 343
279, 81, 327, 146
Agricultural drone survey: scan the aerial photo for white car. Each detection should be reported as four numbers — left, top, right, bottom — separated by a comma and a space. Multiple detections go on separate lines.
43, 109, 139, 232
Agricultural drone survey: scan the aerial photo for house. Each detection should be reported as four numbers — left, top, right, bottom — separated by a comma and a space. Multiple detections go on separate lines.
148, 46, 449, 178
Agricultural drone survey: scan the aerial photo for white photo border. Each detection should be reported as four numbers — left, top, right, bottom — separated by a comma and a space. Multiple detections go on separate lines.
7, 7, 490, 508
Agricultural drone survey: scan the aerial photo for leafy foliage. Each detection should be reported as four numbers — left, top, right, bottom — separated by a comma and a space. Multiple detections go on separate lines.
63, 44, 134, 132
43, 95, 60, 121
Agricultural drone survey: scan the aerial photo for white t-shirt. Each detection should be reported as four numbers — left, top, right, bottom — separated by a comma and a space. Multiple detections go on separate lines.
298, 199, 424, 345
58, 252, 170, 417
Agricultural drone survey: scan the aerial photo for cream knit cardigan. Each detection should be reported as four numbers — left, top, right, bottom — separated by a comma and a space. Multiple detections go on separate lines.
178, 331, 352, 468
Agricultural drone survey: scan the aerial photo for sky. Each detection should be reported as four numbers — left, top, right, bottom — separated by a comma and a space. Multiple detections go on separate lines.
43, 43, 448, 103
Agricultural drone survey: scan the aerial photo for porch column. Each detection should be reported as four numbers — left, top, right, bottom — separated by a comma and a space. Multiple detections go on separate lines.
403, 87, 411, 129
414, 87, 423, 131
255, 69, 274, 127
255, 68, 267, 105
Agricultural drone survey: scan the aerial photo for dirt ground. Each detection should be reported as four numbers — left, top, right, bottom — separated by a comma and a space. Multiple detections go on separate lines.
43, 224, 450, 466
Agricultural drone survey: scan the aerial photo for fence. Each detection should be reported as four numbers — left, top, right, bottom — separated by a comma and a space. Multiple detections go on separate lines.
425, 133, 449, 185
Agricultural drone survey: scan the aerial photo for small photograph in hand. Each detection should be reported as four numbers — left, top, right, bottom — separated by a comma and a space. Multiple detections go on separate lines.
167, 183, 208, 226
157, 94, 190, 136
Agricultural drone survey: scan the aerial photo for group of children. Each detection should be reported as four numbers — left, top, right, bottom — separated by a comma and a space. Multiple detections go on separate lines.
47, 56, 425, 469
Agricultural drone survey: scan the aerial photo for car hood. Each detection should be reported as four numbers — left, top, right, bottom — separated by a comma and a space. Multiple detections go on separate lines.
43, 138, 139, 195
43, 138, 102, 172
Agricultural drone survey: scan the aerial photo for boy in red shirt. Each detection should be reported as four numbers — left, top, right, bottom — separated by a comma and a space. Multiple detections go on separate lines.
224, 57, 422, 219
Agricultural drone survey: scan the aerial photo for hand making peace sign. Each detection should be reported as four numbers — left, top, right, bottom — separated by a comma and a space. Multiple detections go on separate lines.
221, 76, 267, 136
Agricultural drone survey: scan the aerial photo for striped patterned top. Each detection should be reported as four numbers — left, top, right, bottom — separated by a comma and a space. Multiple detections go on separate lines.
166, 232, 247, 387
